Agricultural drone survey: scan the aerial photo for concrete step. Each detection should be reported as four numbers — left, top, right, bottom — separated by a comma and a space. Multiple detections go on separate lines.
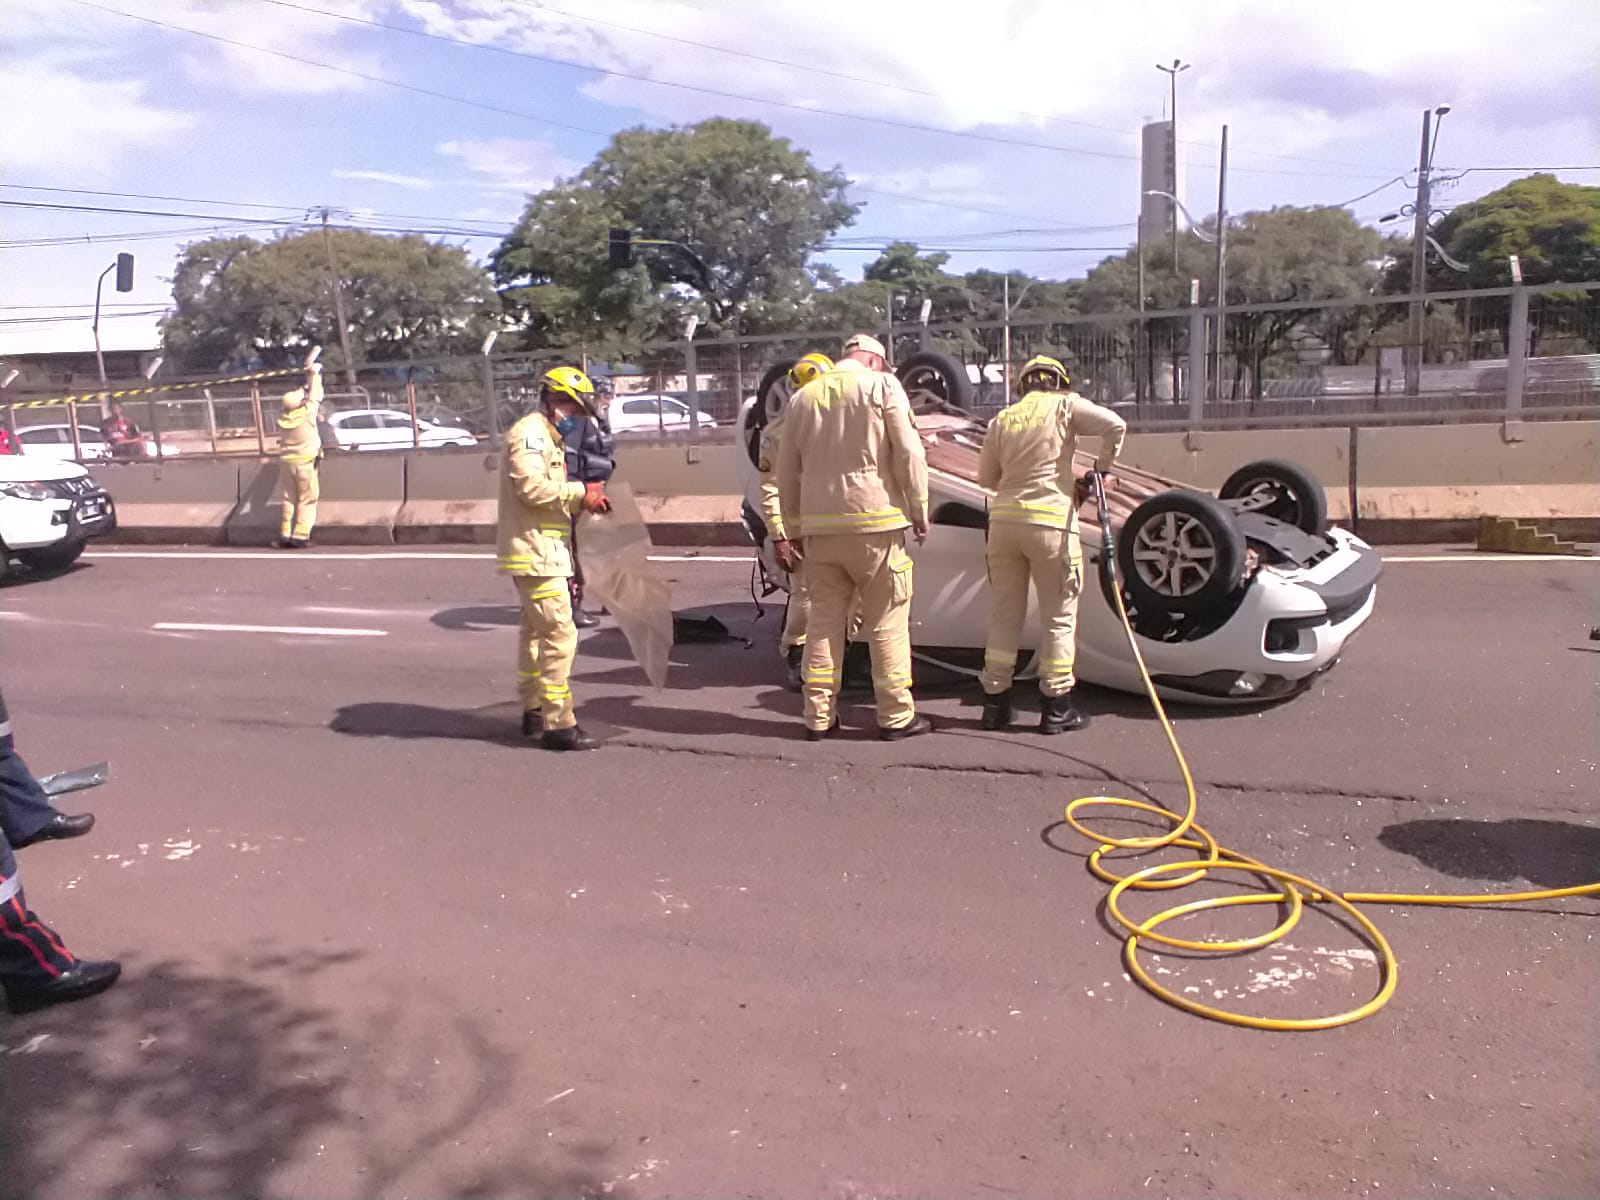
1476, 515, 1585, 555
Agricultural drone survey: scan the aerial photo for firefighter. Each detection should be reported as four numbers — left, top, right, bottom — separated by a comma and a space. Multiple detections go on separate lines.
977, 354, 1126, 733
277, 361, 324, 549
499, 366, 611, 751
760, 352, 832, 690
776, 334, 932, 740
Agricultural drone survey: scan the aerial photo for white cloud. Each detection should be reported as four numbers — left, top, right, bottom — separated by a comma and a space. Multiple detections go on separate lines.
0, 60, 195, 177
332, 169, 437, 189
437, 138, 580, 195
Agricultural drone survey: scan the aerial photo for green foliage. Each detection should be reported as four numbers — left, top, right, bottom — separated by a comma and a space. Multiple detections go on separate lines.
491, 118, 858, 349
161, 229, 497, 372
1430, 173, 1600, 288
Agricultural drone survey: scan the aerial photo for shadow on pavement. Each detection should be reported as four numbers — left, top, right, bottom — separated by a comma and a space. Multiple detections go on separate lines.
0, 950, 349, 1199
0, 949, 630, 1200
1379, 818, 1600, 889
331, 701, 524, 747
432, 604, 520, 632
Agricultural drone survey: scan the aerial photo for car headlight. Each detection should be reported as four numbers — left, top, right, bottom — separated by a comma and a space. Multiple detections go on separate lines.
0, 480, 52, 501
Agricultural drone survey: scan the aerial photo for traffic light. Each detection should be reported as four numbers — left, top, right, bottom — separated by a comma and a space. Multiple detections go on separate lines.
114, 253, 134, 292
607, 228, 633, 270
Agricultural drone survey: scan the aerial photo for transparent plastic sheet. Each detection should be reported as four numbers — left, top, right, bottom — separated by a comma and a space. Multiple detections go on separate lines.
577, 482, 673, 689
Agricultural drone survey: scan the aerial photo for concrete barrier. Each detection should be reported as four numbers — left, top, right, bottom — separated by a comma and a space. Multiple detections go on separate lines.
1120, 428, 1353, 520
98, 460, 241, 544
612, 441, 744, 496
396, 450, 498, 544
227, 453, 404, 545
1354, 421, 1600, 541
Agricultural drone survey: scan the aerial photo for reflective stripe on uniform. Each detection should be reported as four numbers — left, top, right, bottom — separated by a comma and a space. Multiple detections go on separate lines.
0, 720, 10, 739
0, 874, 19, 906
983, 650, 1016, 665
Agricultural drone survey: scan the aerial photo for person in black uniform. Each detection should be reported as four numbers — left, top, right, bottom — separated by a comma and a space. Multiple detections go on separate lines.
560, 377, 617, 629
0, 683, 95, 850
0, 684, 119, 1013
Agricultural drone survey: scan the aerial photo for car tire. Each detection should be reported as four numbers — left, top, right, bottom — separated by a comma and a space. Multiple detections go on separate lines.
1117, 491, 1246, 617
748, 361, 797, 466
1218, 459, 1328, 535
16, 539, 86, 576
897, 350, 975, 411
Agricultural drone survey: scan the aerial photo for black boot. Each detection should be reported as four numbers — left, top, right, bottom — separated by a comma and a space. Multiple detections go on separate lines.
5, 959, 122, 1014
541, 725, 599, 751
783, 645, 804, 692
1039, 689, 1088, 734
521, 710, 542, 738
571, 583, 599, 628
980, 688, 1013, 731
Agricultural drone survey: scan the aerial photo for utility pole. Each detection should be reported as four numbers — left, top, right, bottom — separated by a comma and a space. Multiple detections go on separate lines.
1136, 213, 1146, 405
1157, 59, 1189, 267
318, 207, 359, 390
1404, 110, 1433, 397
1212, 125, 1229, 401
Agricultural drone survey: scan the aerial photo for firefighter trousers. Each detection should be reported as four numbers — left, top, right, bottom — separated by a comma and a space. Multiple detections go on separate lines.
279, 459, 320, 540
800, 531, 916, 731
0, 833, 77, 989
515, 575, 578, 730
981, 520, 1083, 698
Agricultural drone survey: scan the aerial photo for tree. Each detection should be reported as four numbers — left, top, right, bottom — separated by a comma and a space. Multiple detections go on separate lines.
1079, 206, 1384, 398
491, 118, 857, 351
161, 229, 497, 372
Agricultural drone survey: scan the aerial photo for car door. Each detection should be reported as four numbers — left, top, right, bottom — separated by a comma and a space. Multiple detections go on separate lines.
334, 412, 380, 450
374, 412, 416, 450
18, 427, 71, 461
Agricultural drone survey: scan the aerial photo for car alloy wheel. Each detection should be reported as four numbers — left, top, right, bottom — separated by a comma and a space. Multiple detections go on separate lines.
1130, 509, 1219, 597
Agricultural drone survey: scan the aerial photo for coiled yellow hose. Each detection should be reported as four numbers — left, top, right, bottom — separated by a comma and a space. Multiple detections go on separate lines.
1072, 484, 1600, 1030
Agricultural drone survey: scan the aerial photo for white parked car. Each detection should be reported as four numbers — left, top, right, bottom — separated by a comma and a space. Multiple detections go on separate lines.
608, 393, 718, 435
738, 361, 1380, 705
0, 454, 116, 582
14, 423, 180, 461
325, 409, 478, 451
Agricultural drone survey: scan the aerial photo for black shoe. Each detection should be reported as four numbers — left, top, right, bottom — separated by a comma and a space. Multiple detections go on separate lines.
573, 609, 600, 629
277, 537, 308, 549
541, 725, 599, 751
804, 717, 840, 742
4, 959, 121, 1014
879, 714, 933, 741
520, 710, 542, 738
1040, 690, 1088, 734
13, 811, 95, 849
783, 645, 804, 692
980, 689, 1013, 731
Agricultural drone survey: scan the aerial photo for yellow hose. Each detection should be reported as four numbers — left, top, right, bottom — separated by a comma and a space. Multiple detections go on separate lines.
1072, 539, 1600, 1030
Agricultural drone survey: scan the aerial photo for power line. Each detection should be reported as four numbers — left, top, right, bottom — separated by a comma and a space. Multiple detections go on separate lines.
494, 0, 1396, 175
248, 0, 1397, 178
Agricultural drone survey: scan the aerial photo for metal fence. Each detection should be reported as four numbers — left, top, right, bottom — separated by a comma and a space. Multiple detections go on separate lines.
4, 282, 1596, 461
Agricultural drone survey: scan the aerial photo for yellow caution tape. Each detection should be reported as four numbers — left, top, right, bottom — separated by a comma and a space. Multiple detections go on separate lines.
8, 366, 307, 410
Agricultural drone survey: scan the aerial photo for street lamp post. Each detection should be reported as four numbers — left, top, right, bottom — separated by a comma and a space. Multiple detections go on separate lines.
1405, 103, 1451, 396
92, 251, 134, 389
1156, 59, 1190, 265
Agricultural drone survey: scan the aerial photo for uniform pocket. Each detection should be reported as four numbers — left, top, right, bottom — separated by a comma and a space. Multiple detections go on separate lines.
888, 545, 914, 605
1062, 530, 1083, 598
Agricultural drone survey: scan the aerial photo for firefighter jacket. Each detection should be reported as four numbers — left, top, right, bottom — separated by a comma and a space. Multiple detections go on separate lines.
498, 411, 586, 578
756, 408, 791, 541
977, 389, 1126, 529
277, 375, 324, 464
775, 359, 929, 538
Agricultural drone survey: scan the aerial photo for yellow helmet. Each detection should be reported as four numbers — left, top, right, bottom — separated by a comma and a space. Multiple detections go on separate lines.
789, 352, 833, 388
540, 365, 597, 413
1018, 354, 1071, 393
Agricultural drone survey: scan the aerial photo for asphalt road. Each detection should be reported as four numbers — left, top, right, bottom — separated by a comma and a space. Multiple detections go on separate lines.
0, 546, 1596, 1200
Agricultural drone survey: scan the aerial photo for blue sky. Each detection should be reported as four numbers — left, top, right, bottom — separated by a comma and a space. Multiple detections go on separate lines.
3, 0, 1597, 356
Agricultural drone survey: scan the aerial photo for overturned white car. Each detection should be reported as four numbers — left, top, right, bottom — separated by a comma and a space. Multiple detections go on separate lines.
739, 354, 1380, 705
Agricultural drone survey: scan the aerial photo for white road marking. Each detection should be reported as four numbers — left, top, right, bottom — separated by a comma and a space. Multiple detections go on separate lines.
152, 621, 388, 637
1382, 553, 1596, 563
88, 549, 752, 563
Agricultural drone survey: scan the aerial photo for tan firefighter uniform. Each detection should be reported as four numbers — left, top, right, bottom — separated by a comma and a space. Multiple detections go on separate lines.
757, 407, 814, 653
776, 354, 929, 732
977, 383, 1126, 697
498, 410, 588, 730
277, 371, 324, 542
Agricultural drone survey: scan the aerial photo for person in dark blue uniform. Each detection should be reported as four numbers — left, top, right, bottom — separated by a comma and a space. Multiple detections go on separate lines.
0, 684, 95, 850
561, 378, 617, 629
0, 685, 119, 1013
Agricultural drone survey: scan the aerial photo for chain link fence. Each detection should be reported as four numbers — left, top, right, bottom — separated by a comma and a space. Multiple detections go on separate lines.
5, 283, 1596, 461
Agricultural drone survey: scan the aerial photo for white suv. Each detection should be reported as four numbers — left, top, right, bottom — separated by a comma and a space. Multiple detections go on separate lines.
0, 455, 117, 583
